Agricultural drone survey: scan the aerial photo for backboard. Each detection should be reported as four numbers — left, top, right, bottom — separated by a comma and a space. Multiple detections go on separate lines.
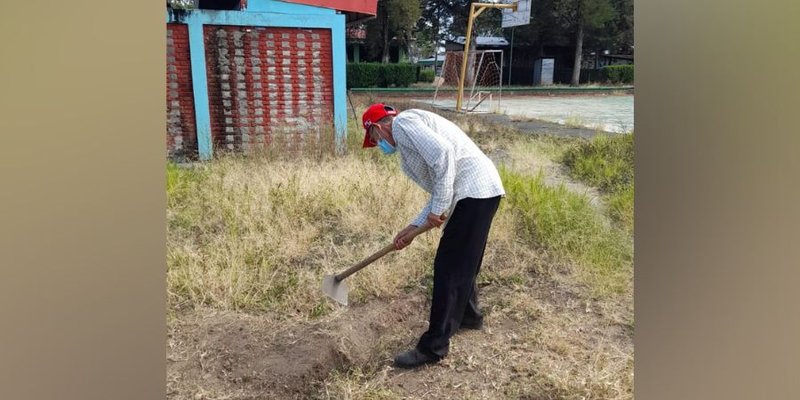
501, 0, 532, 28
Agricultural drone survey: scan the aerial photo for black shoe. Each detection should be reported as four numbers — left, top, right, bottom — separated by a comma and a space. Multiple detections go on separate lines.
393, 348, 440, 369
460, 318, 484, 330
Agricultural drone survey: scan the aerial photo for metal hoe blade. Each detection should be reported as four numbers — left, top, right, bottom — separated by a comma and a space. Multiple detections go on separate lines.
322, 274, 349, 306
321, 224, 434, 307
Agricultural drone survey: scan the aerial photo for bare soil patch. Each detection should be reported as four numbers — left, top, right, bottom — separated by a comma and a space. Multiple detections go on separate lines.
168, 293, 428, 399
168, 268, 632, 399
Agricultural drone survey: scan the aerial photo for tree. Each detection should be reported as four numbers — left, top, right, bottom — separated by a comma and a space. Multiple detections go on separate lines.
608, 0, 634, 54
555, 0, 615, 85
417, 0, 448, 60
414, 0, 630, 86
582, 0, 633, 61
503, 0, 568, 54
365, 0, 422, 63
388, 0, 422, 62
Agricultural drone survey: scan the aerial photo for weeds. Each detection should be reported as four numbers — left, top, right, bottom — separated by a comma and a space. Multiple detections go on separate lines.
608, 181, 635, 233
500, 168, 633, 297
563, 114, 586, 129
562, 133, 634, 234
562, 133, 634, 192
167, 162, 208, 206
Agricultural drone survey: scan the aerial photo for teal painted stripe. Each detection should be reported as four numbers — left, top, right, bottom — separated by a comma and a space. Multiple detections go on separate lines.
187, 21, 213, 160
246, 0, 335, 14
330, 15, 347, 152
185, 9, 339, 28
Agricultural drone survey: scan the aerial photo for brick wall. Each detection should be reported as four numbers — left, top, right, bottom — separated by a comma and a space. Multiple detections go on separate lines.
166, 24, 198, 159
203, 25, 334, 155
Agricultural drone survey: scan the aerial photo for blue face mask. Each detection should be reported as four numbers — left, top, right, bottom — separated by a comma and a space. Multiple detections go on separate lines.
377, 138, 396, 155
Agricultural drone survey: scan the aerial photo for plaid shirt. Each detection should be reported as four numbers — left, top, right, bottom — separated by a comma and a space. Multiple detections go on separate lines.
392, 109, 505, 227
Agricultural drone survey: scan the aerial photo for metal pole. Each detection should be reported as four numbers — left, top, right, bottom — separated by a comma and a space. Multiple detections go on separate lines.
456, 2, 518, 113
498, 49, 504, 111
508, 27, 514, 86
456, 4, 478, 113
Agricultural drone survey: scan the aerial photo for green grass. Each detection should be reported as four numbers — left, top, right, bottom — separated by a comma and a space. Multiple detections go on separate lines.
500, 167, 633, 297
561, 133, 634, 234
562, 133, 633, 192
607, 181, 634, 234
167, 162, 208, 205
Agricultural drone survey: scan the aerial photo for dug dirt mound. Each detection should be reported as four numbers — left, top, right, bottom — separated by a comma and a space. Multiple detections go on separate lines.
167, 294, 429, 399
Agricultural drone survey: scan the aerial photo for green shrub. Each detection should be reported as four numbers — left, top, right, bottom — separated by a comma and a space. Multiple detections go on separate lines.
347, 63, 382, 88
384, 63, 416, 87
600, 65, 634, 84
346, 63, 418, 88
579, 69, 604, 83
418, 68, 435, 83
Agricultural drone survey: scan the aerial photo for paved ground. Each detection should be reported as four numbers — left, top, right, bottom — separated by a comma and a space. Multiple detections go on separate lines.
480, 113, 603, 139
420, 94, 634, 134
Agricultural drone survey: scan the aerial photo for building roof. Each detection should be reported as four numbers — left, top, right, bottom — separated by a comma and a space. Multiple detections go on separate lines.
451, 36, 509, 47
417, 55, 446, 65
281, 0, 377, 23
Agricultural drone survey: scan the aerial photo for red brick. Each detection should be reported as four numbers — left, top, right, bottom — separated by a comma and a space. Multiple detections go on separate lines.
166, 24, 198, 159
203, 25, 334, 153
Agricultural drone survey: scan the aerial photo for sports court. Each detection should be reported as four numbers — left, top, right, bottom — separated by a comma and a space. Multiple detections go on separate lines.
420, 94, 634, 134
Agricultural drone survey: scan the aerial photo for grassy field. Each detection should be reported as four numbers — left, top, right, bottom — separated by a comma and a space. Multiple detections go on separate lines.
167, 98, 634, 399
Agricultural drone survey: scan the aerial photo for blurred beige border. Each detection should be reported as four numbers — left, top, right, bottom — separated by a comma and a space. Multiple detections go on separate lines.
635, 0, 800, 398
0, 1, 165, 399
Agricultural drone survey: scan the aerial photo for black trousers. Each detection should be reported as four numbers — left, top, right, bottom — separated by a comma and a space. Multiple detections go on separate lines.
416, 195, 502, 359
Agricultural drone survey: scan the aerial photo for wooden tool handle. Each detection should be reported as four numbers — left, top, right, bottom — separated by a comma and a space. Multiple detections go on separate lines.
335, 223, 434, 281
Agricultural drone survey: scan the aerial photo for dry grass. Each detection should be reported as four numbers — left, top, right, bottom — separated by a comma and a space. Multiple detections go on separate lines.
167, 154, 438, 318
167, 95, 634, 399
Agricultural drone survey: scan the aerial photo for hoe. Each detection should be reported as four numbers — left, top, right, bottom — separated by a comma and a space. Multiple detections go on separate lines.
322, 223, 433, 306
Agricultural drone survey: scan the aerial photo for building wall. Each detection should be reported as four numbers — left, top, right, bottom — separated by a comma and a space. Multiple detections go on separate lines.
203, 26, 333, 154
165, 0, 347, 160
167, 24, 198, 160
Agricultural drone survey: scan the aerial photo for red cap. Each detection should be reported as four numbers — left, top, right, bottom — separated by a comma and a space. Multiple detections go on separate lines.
361, 103, 398, 148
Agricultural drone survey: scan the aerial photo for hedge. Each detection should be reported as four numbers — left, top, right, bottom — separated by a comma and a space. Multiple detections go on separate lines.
418, 68, 435, 83
580, 68, 604, 84
346, 63, 418, 88
600, 65, 634, 84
